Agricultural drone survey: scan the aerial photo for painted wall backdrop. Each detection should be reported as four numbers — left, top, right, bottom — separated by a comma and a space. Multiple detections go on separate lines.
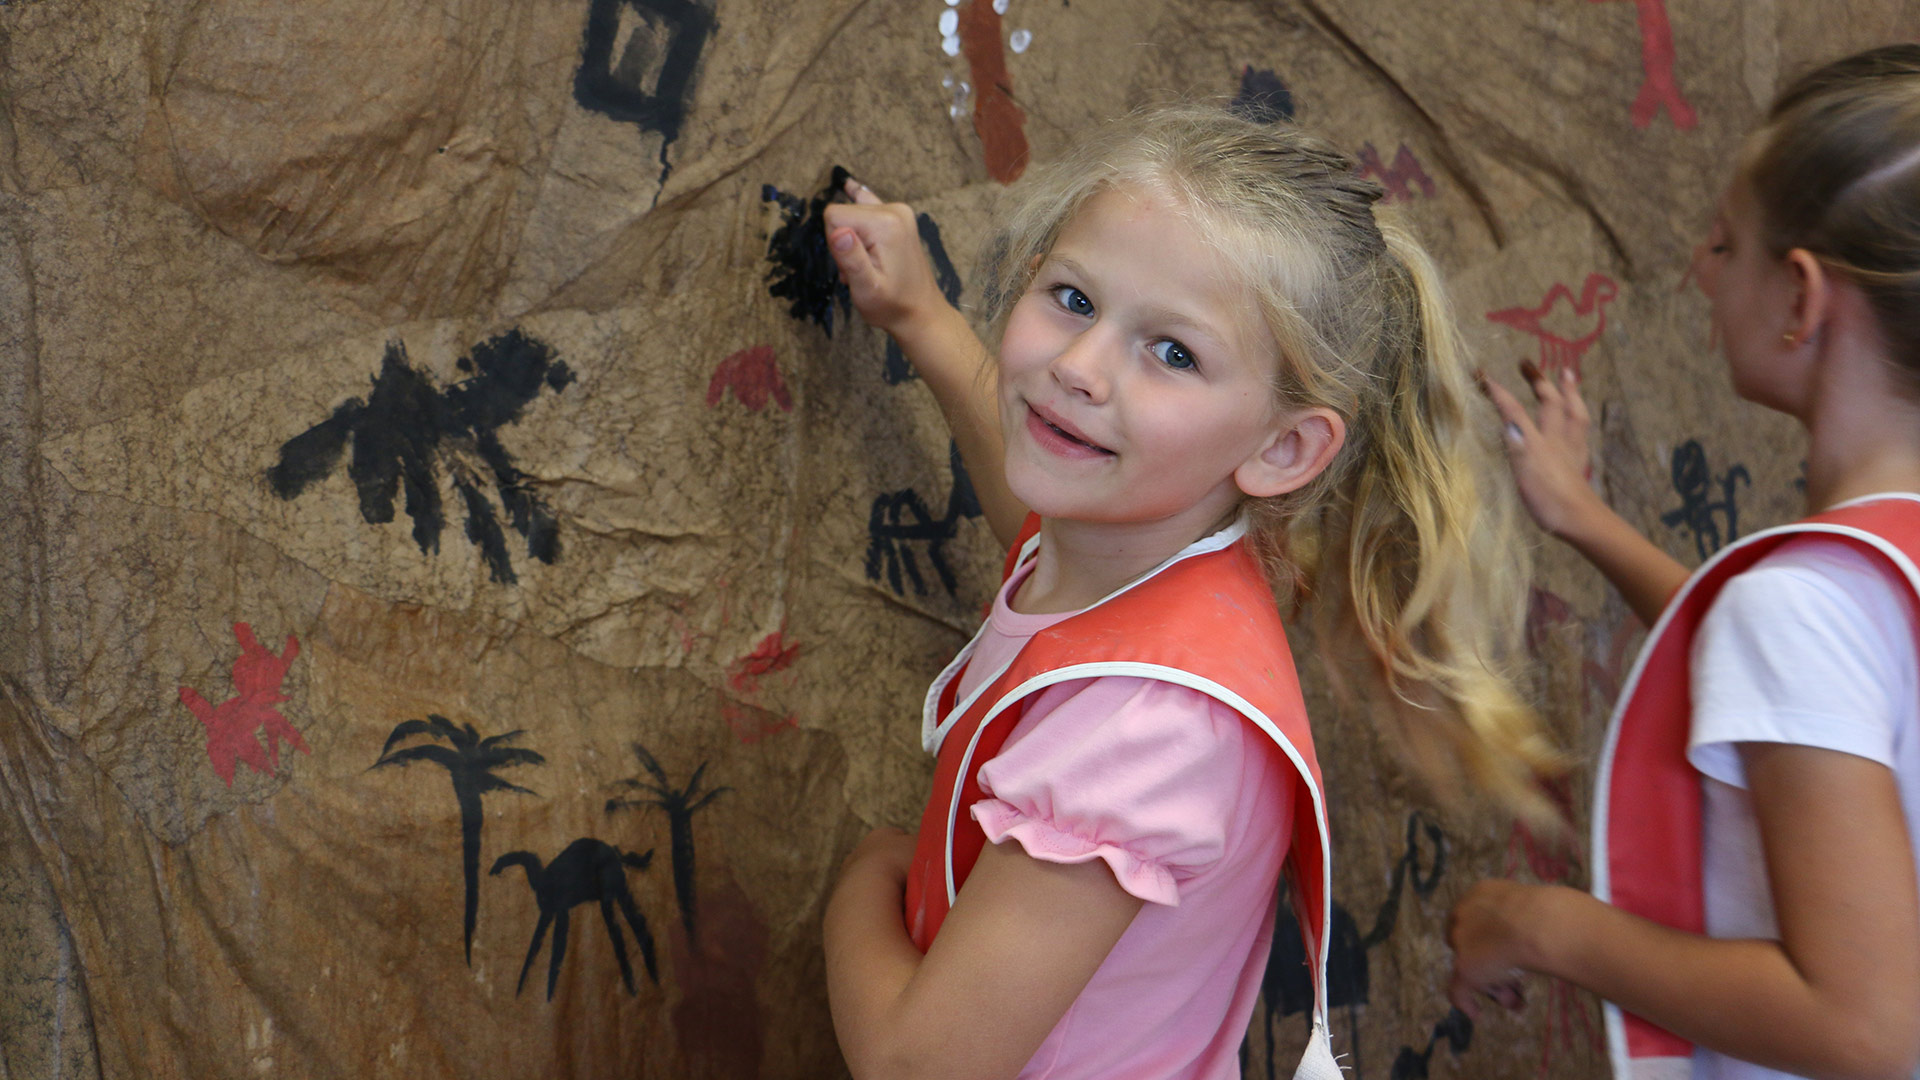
0, 1, 1912, 1077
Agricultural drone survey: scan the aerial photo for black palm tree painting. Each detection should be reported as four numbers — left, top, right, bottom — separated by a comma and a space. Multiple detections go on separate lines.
605, 743, 728, 939
370, 715, 546, 964
490, 838, 659, 1000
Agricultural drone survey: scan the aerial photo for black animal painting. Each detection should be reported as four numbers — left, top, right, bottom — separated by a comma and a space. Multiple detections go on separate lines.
867, 441, 984, 597
763, 165, 855, 337
491, 838, 659, 1000
1389, 1009, 1473, 1080
881, 212, 966, 384
606, 743, 728, 939
370, 716, 545, 965
268, 329, 574, 585
1660, 438, 1751, 560
1251, 812, 1447, 1079
573, 0, 715, 190
1231, 66, 1296, 124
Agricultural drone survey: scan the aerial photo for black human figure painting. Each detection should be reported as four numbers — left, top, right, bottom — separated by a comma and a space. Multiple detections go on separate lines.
605, 743, 728, 939
1250, 812, 1447, 1079
267, 329, 574, 586
867, 441, 984, 597
1660, 438, 1751, 560
370, 716, 546, 965
763, 165, 855, 337
1389, 1009, 1473, 1080
881, 213, 966, 384
490, 838, 660, 1000
1231, 66, 1296, 124
573, 0, 715, 191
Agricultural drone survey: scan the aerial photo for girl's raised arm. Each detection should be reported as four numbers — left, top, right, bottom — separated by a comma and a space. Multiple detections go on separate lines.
1480, 361, 1689, 626
825, 179, 1029, 548
824, 829, 1142, 1080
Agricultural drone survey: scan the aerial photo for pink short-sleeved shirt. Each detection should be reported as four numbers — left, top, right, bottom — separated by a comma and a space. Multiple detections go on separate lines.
955, 560, 1298, 1080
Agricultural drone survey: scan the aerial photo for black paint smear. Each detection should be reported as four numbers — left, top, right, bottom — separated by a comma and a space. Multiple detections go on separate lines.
1232, 67, 1296, 124
1659, 438, 1751, 561
1389, 1009, 1473, 1080
268, 329, 573, 585
866, 441, 983, 597
370, 716, 545, 966
763, 165, 853, 337
882, 212, 966, 384
574, 0, 715, 192
491, 838, 659, 1000
1250, 813, 1446, 1079
606, 743, 728, 940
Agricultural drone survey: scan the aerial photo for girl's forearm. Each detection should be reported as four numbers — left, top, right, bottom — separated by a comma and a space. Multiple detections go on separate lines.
1554, 496, 1690, 628
1530, 887, 1912, 1080
823, 861, 925, 1078
889, 305, 1027, 547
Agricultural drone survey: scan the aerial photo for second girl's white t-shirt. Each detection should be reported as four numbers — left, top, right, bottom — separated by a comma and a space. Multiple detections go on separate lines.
1687, 524, 1920, 1080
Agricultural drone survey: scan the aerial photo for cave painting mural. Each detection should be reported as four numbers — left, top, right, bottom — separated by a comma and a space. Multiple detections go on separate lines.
178, 623, 308, 787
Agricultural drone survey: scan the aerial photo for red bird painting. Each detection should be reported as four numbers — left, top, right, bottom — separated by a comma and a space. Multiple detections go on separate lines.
1486, 273, 1621, 380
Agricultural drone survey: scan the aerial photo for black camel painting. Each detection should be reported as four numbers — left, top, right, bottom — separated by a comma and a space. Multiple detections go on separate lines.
491, 838, 661, 1000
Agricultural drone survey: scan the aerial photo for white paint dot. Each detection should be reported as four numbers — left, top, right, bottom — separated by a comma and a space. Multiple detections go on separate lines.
1009, 28, 1032, 53
942, 33, 961, 56
945, 0, 959, 5
993, 0, 1008, 12
938, 9, 958, 35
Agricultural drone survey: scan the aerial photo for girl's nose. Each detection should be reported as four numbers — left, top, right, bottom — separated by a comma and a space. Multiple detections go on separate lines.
1050, 328, 1113, 403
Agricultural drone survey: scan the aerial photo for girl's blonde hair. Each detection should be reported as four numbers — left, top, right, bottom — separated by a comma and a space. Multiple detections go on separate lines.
1748, 44, 1920, 383
983, 104, 1560, 821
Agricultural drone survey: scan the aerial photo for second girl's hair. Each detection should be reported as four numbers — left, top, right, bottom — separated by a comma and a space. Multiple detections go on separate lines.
1749, 44, 1920, 382
981, 105, 1560, 820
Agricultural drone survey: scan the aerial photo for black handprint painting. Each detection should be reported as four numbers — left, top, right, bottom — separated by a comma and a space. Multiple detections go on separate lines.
268, 329, 573, 585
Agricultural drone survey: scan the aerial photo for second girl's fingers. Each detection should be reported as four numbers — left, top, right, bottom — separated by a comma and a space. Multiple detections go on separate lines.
1520, 358, 1564, 408
1561, 367, 1592, 425
844, 175, 883, 206
1479, 375, 1541, 446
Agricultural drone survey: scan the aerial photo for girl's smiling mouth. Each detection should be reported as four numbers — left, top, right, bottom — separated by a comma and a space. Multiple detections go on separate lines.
1026, 403, 1115, 458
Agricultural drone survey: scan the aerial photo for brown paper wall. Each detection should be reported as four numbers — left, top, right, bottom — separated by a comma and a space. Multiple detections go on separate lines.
3, 1, 1914, 1077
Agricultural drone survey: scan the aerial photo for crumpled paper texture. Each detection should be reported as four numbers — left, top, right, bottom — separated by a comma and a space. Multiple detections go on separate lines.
1, 0, 1905, 1077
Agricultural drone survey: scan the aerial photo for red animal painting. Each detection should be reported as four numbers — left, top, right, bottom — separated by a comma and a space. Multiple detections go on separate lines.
1486, 273, 1621, 380
179, 623, 309, 786
1590, 0, 1697, 131
726, 631, 801, 696
1356, 142, 1436, 203
706, 345, 792, 413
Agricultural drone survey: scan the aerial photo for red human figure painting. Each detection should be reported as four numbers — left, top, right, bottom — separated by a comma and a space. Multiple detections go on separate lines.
1356, 142, 1436, 203
726, 631, 801, 696
1590, 0, 1697, 131
706, 345, 792, 413
1486, 273, 1621, 381
178, 623, 309, 786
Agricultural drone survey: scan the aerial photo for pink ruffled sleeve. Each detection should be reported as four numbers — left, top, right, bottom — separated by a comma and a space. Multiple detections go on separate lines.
969, 677, 1260, 907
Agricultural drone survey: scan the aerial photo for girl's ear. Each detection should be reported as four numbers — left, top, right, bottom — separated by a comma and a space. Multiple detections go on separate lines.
1236, 408, 1346, 499
1784, 247, 1831, 349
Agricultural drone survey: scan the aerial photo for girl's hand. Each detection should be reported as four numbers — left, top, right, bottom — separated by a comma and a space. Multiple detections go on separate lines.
1446, 879, 1556, 1018
823, 177, 948, 340
1479, 361, 1606, 540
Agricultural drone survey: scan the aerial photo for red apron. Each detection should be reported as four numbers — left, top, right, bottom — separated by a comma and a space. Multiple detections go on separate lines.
1593, 495, 1920, 1079
903, 514, 1342, 1078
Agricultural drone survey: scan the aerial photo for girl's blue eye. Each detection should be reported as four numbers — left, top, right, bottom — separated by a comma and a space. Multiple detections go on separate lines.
1151, 339, 1197, 370
1052, 286, 1094, 316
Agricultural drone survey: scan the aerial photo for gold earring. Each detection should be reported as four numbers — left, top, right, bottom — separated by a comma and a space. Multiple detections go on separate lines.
1782, 331, 1797, 346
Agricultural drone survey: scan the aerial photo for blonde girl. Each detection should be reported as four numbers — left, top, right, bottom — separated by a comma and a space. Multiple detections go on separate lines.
820, 104, 1552, 1080
1449, 45, 1920, 1080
